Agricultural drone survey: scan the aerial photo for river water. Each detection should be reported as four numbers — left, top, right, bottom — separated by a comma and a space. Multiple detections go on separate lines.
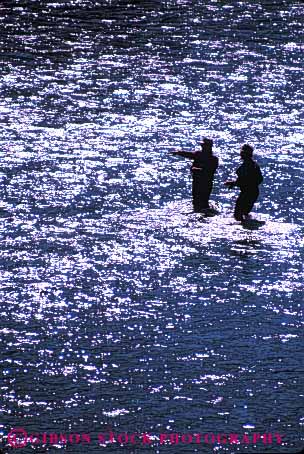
0, 1, 303, 453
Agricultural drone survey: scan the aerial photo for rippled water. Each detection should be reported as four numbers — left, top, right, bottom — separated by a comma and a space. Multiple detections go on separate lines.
0, 1, 303, 453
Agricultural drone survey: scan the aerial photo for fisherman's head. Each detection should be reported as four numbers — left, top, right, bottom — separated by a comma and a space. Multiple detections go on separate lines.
200, 137, 213, 153
240, 144, 253, 160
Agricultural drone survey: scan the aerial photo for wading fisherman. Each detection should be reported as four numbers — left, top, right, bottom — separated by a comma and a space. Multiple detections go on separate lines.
172, 138, 218, 212
225, 144, 263, 222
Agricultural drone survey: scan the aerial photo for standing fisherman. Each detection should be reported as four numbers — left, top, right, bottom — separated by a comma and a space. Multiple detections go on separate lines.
225, 144, 263, 221
172, 138, 218, 212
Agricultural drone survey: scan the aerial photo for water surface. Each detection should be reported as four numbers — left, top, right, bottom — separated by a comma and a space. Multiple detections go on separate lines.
0, 1, 303, 452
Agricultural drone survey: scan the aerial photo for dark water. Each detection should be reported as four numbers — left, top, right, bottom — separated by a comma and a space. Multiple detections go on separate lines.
0, 1, 303, 453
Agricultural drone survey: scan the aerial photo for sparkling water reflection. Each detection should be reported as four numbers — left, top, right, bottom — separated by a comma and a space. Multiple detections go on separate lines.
0, 1, 303, 452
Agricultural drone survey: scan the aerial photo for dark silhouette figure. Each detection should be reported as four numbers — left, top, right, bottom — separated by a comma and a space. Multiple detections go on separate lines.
225, 144, 263, 221
172, 138, 218, 212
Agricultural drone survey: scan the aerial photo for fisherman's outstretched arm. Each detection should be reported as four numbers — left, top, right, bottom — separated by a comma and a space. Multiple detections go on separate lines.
171, 150, 196, 159
225, 168, 247, 188
225, 177, 241, 189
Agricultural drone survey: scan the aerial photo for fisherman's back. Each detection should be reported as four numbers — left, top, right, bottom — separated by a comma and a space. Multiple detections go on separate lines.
236, 159, 263, 191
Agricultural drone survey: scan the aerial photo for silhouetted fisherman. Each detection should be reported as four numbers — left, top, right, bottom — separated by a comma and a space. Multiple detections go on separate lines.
225, 144, 263, 222
172, 138, 218, 212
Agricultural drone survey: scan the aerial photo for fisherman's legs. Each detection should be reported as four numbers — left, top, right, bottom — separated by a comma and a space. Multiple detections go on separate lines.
234, 188, 259, 220
234, 194, 246, 220
192, 177, 212, 211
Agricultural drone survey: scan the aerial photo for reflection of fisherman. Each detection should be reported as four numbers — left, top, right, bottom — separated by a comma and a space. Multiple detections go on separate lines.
225, 144, 263, 222
172, 138, 218, 212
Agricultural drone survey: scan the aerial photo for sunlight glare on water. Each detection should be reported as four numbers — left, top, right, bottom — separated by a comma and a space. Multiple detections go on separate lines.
0, 1, 303, 452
